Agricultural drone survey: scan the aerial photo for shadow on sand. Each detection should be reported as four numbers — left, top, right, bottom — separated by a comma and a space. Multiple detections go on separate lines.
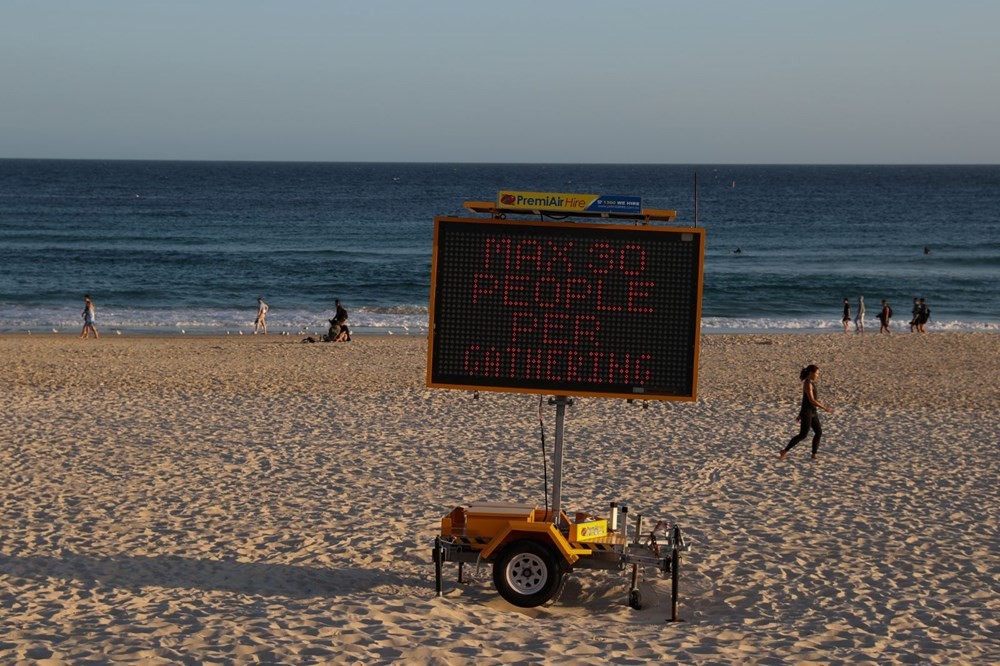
0, 551, 426, 598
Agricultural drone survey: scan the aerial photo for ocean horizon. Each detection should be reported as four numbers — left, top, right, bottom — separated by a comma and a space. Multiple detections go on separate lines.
2, 159, 998, 335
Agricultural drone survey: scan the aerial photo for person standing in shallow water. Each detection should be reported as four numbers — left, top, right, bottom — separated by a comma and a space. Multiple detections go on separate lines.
841, 298, 851, 334
80, 294, 99, 339
780, 365, 832, 460
855, 296, 866, 335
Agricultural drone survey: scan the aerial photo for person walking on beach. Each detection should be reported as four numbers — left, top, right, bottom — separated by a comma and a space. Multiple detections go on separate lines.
841, 298, 851, 334
916, 297, 930, 333
909, 297, 921, 333
780, 364, 832, 460
878, 299, 893, 334
80, 294, 99, 339
855, 296, 866, 335
254, 297, 269, 335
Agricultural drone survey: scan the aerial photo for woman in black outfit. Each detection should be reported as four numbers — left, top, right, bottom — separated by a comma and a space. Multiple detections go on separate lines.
780, 364, 832, 460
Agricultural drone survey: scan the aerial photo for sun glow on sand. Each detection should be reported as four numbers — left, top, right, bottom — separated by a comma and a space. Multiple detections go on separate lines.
2, 332, 997, 662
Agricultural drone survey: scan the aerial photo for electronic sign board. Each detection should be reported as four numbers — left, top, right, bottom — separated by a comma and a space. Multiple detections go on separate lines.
428, 217, 705, 401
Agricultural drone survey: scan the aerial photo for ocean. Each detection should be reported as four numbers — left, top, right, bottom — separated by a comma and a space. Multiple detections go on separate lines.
1, 160, 997, 335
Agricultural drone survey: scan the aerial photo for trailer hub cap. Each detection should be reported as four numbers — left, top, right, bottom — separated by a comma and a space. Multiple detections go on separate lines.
504, 551, 548, 595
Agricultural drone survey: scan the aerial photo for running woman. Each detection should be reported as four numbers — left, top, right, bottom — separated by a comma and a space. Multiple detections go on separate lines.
780, 364, 832, 460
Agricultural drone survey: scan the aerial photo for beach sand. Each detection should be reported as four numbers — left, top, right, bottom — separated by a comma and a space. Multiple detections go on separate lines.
2, 332, 997, 664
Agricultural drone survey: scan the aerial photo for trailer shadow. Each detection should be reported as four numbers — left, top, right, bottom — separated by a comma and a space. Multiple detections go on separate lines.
0, 551, 424, 599
443, 569, 677, 624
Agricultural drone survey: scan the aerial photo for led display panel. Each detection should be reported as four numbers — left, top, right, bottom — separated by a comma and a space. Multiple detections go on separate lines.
428, 217, 705, 400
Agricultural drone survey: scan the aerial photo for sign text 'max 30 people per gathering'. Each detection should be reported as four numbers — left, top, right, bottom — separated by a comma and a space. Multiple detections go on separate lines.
428, 216, 705, 401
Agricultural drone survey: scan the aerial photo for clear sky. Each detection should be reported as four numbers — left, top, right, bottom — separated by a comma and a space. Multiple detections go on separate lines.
2, 1, 998, 163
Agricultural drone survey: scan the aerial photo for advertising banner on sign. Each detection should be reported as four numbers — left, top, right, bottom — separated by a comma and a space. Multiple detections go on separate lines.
498, 191, 642, 216
428, 217, 705, 401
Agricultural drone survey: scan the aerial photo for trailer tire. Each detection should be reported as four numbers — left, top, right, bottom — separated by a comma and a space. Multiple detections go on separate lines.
493, 540, 564, 608
629, 588, 643, 610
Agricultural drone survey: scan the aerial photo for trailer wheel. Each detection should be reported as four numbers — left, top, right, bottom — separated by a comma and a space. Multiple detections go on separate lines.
629, 588, 643, 610
493, 540, 564, 608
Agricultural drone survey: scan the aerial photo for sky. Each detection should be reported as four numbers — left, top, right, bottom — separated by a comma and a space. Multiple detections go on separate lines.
2, 1, 998, 164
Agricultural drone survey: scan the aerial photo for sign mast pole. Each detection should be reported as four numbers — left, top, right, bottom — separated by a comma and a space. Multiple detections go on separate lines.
549, 395, 573, 528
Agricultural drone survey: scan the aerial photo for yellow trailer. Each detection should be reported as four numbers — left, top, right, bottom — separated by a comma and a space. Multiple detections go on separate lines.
433, 499, 687, 612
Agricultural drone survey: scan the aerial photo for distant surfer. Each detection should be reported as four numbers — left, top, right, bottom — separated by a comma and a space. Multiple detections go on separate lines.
732, 247, 742, 255
924, 245, 930, 255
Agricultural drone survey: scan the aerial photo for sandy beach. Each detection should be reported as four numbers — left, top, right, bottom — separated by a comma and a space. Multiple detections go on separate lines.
2, 331, 997, 664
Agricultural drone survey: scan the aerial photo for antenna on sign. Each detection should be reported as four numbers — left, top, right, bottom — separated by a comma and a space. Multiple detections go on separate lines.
694, 172, 699, 227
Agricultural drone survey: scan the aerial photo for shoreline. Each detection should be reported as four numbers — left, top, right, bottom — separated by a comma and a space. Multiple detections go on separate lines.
3, 331, 997, 662
4, 324, 999, 338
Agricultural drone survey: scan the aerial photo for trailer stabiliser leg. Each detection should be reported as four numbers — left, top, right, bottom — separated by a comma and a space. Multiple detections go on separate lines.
628, 513, 643, 610
669, 525, 684, 622
433, 537, 443, 597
